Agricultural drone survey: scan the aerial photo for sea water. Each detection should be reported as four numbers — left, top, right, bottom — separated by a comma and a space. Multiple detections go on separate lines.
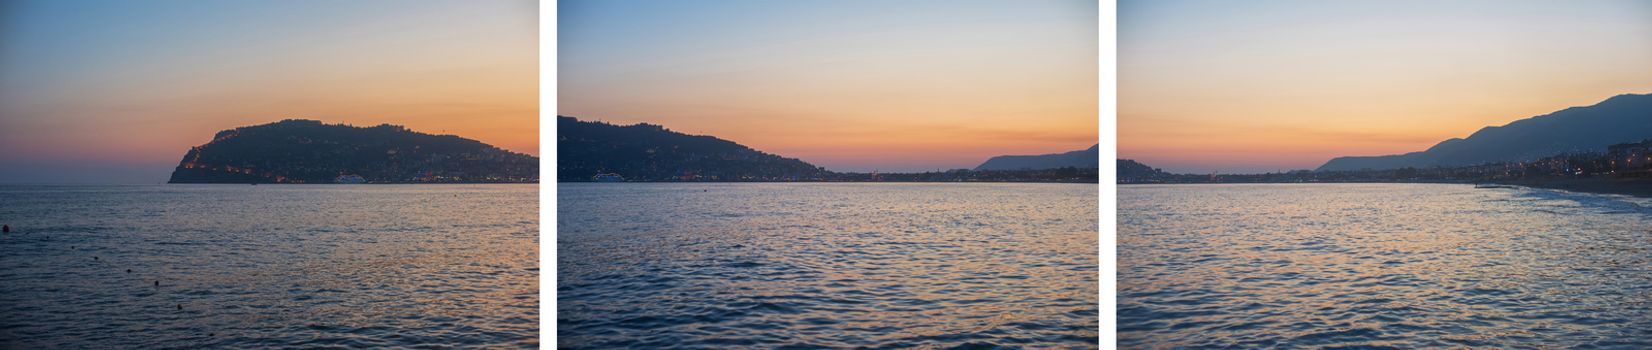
1119, 183, 1652, 348
558, 183, 1099, 349
0, 184, 538, 348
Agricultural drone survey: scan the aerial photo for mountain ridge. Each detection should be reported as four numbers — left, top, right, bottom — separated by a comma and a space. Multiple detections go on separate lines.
974, 144, 1100, 170
557, 116, 1099, 182
1318, 93, 1652, 171
168, 119, 537, 183
557, 116, 827, 181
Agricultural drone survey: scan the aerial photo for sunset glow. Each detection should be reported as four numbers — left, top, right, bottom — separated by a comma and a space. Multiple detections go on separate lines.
559, 0, 1099, 172
0, 0, 538, 183
1120, 0, 1652, 173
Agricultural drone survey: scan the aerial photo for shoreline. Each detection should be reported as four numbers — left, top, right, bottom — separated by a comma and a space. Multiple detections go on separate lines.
0, 183, 539, 186
560, 180, 1099, 184
1117, 178, 1652, 199
164, 182, 539, 185
1498, 177, 1652, 198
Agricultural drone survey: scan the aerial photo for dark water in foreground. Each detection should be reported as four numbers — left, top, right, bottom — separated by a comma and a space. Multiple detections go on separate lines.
558, 183, 1099, 349
0, 185, 538, 349
1119, 184, 1652, 348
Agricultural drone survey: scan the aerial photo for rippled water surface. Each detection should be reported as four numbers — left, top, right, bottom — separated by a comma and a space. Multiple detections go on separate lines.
558, 183, 1098, 349
0, 185, 538, 349
1119, 184, 1652, 348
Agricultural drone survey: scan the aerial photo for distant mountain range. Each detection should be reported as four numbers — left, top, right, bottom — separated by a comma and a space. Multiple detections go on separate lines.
1121, 135, 1652, 187
558, 116, 827, 181
1319, 93, 1652, 171
1118, 159, 1175, 183
168, 119, 537, 184
557, 116, 1098, 182
975, 144, 1100, 170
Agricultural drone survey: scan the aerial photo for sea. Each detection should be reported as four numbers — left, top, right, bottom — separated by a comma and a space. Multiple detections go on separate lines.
0, 184, 539, 349
1119, 183, 1652, 348
558, 183, 1099, 349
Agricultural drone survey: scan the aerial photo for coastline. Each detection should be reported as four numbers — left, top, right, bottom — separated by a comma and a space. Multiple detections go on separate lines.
1118, 179, 1652, 199
559, 180, 1099, 184
1499, 177, 1652, 198
162, 183, 541, 185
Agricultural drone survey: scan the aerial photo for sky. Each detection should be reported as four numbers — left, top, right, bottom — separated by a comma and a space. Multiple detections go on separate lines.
1120, 0, 1652, 174
559, 0, 1099, 172
0, 0, 537, 183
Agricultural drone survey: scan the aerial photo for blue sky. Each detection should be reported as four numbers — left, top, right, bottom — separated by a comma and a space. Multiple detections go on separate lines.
559, 0, 1100, 172
1119, 0, 1652, 173
0, 0, 537, 183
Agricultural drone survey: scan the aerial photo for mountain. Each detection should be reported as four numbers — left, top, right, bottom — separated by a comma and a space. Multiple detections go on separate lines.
557, 116, 828, 181
974, 144, 1100, 171
168, 119, 537, 184
1118, 159, 1174, 183
1318, 93, 1652, 171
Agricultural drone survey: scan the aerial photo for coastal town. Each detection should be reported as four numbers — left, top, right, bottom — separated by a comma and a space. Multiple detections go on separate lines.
1121, 139, 1652, 189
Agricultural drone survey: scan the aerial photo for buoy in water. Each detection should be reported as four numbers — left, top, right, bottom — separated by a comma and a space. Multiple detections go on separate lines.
155, 281, 160, 286
127, 269, 132, 273
2, 224, 9, 233
93, 256, 99, 260
177, 304, 183, 310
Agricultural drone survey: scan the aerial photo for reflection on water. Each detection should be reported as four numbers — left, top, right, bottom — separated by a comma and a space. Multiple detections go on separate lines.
0, 185, 538, 349
1119, 183, 1652, 348
559, 183, 1098, 349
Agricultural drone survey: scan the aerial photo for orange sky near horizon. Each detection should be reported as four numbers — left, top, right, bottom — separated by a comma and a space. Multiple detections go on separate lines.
559, 0, 1100, 172
1119, 0, 1652, 173
0, 0, 537, 183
